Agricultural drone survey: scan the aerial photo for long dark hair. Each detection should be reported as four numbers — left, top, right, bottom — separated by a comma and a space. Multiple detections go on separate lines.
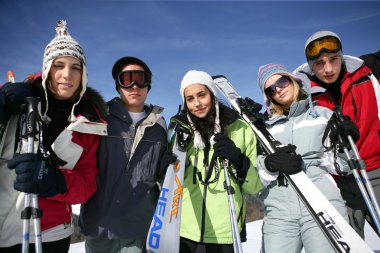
185, 90, 234, 146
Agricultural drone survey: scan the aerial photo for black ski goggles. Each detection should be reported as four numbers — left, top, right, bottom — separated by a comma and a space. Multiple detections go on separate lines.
116, 70, 151, 89
305, 36, 342, 60
264, 76, 291, 97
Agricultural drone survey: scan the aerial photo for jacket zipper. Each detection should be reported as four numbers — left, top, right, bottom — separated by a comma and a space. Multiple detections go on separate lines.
125, 123, 136, 172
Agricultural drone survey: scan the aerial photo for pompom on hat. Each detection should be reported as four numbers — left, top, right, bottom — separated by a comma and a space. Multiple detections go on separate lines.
180, 70, 221, 149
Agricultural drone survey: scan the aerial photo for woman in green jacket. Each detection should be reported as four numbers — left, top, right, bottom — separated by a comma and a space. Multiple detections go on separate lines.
168, 70, 263, 253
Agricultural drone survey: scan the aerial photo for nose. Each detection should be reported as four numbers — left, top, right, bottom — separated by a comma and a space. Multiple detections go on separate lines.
62, 66, 72, 78
274, 85, 284, 94
194, 97, 201, 106
324, 61, 333, 73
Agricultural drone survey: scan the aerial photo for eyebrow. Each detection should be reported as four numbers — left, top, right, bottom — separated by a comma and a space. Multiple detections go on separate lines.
186, 90, 207, 97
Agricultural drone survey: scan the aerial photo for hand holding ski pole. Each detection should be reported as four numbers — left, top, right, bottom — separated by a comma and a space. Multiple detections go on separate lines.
332, 106, 380, 235
329, 113, 360, 146
8, 154, 67, 197
212, 133, 249, 182
12, 97, 43, 253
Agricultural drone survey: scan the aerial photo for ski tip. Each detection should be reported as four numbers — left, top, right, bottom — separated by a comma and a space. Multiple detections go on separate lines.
212, 75, 227, 80
7, 70, 15, 83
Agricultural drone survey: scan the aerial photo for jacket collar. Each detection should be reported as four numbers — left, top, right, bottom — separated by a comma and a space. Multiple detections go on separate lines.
266, 99, 309, 126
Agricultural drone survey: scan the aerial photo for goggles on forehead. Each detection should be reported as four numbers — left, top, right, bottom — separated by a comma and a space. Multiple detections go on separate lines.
116, 70, 151, 89
305, 36, 342, 60
264, 76, 291, 97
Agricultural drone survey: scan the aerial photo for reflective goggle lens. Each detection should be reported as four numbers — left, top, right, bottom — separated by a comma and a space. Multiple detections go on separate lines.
305, 36, 341, 60
264, 76, 291, 97
117, 70, 150, 89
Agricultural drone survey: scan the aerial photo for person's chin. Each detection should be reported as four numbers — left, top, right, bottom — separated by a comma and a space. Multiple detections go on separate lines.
193, 111, 207, 118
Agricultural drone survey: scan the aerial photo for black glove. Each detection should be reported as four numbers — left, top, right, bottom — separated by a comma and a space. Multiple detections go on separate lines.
339, 115, 360, 142
264, 145, 303, 175
159, 150, 177, 178
213, 133, 244, 169
212, 133, 252, 183
8, 153, 67, 197
0, 82, 33, 124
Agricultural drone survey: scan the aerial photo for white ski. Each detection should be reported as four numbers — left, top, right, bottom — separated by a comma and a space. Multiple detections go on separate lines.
213, 75, 374, 253
146, 132, 186, 253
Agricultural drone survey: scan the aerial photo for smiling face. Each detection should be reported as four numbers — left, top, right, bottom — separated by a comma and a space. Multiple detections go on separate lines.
264, 74, 295, 107
312, 52, 343, 84
118, 64, 148, 112
184, 83, 213, 119
48, 56, 82, 100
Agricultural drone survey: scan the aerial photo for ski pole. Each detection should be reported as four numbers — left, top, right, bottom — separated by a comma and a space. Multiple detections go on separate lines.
333, 106, 380, 235
222, 159, 243, 253
21, 97, 43, 253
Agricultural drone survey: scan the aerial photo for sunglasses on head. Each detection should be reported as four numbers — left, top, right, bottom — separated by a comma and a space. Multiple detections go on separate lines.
117, 70, 150, 89
305, 36, 341, 60
264, 76, 291, 97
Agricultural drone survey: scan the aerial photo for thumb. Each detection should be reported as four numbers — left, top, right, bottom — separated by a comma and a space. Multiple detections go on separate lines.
279, 144, 297, 154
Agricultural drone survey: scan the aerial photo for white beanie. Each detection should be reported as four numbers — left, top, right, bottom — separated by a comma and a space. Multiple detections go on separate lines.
180, 70, 217, 102
180, 70, 221, 149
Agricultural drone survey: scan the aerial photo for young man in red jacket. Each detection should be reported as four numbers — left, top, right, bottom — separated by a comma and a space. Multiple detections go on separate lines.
294, 31, 380, 238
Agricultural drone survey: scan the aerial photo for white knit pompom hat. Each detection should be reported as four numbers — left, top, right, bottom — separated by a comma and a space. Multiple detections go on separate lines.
180, 70, 221, 149
42, 20, 87, 121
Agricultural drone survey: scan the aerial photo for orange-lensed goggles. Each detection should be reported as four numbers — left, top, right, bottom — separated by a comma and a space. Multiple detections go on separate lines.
117, 70, 150, 89
305, 36, 342, 60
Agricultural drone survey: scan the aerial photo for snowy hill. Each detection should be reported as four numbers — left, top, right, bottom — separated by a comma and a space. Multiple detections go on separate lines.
69, 219, 380, 252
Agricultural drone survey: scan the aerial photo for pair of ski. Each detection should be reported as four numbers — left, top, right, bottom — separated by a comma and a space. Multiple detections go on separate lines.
146, 75, 373, 253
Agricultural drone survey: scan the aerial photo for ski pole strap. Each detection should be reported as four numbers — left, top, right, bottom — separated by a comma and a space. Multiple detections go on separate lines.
21, 207, 43, 219
193, 151, 220, 185
223, 182, 235, 195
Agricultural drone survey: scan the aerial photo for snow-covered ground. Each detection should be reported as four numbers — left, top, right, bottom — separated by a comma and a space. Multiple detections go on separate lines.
69, 219, 380, 252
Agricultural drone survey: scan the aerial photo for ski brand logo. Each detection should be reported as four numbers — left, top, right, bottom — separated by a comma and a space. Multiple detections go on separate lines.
317, 211, 350, 252
170, 161, 183, 222
147, 160, 184, 250
148, 187, 169, 249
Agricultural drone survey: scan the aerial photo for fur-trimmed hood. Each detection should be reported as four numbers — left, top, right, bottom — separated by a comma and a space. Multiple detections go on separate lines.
80, 86, 107, 123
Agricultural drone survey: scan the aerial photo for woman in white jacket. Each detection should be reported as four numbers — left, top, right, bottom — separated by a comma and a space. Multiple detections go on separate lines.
255, 63, 348, 253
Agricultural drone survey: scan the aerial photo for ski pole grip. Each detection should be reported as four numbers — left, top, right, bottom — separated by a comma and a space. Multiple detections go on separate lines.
25, 97, 40, 138
333, 106, 345, 122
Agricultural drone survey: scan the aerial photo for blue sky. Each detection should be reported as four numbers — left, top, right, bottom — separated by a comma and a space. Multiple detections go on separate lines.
0, 0, 379, 121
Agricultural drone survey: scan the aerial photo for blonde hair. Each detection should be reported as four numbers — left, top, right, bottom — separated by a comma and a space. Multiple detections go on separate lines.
268, 75, 307, 116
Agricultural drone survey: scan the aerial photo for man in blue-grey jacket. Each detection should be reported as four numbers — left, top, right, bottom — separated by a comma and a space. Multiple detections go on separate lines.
79, 56, 168, 253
